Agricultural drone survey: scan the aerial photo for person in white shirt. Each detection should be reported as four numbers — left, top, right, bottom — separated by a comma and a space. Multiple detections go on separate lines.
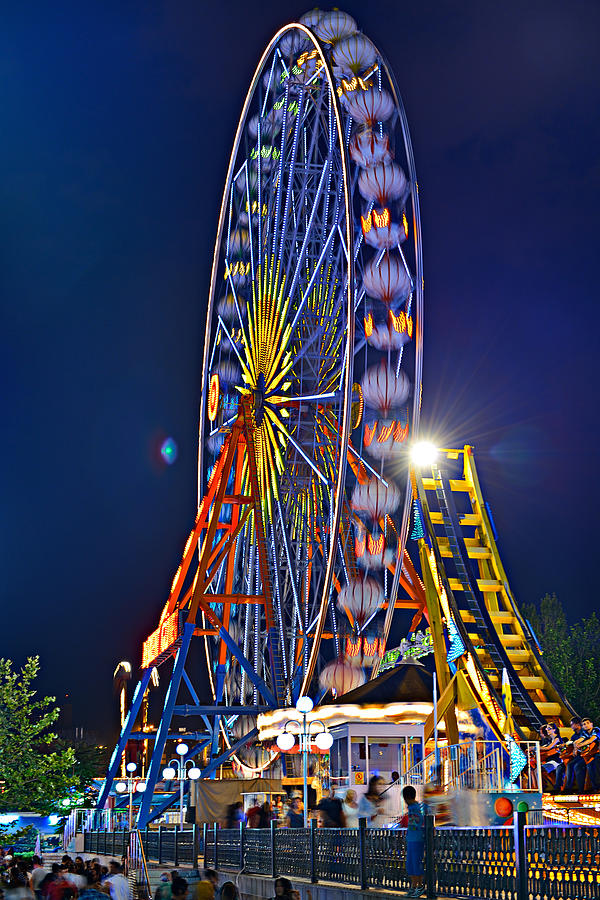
30, 858, 49, 895
106, 862, 132, 900
342, 790, 360, 828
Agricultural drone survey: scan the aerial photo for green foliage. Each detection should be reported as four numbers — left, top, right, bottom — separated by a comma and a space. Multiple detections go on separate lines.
523, 593, 600, 721
0, 657, 78, 813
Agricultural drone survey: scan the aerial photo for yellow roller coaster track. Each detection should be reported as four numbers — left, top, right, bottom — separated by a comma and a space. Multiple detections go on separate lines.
416, 445, 576, 741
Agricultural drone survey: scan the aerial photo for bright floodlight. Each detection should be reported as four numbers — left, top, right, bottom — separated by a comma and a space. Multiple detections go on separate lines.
176, 742, 189, 756
188, 767, 201, 780
115, 782, 127, 794
314, 730, 334, 750
135, 782, 147, 793
411, 441, 438, 467
295, 695, 314, 714
126, 762, 137, 773
162, 767, 176, 780
276, 731, 296, 751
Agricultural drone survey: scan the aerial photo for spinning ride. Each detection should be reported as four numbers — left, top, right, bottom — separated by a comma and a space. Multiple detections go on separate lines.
199, 8, 423, 718
99, 10, 424, 825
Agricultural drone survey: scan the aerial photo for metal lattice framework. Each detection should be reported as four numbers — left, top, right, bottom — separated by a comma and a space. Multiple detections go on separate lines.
100, 9, 425, 825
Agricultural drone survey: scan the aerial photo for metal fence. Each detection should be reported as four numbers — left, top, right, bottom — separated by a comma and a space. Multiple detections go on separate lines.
83, 826, 199, 868
82, 816, 600, 900
202, 815, 600, 900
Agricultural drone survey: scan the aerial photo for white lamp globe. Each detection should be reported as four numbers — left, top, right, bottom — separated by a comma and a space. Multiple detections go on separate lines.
276, 731, 296, 752
314, 731, 333, 750
61, 798, 71, 806
126, 762, 137, 773
162, 767, 176, 780
295, 695, 314, 714
115, 783, 127, 794
188, 767, 201, 780
176, 743, 189, 756
135, 782, 147, 793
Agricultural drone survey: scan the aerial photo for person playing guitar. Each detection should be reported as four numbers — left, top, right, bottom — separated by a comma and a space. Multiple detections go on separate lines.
578, 717, 600, 791
553, 717, 587, 794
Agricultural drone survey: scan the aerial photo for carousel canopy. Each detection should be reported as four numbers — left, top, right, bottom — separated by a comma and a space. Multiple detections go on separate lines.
323, 659, 433, 706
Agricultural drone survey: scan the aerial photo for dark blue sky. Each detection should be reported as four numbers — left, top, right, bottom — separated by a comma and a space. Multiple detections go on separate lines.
2, 1, 599, 733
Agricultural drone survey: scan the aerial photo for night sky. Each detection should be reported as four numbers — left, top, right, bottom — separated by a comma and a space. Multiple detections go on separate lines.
3, 1, 599, 736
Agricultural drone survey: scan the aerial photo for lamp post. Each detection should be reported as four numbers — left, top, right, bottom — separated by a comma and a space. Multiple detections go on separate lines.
276, 696, 333, 827
162, 743, 201, 827
115, 762, 146, 830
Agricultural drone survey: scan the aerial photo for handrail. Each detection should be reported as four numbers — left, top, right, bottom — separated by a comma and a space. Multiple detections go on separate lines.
130, 830, 152, 900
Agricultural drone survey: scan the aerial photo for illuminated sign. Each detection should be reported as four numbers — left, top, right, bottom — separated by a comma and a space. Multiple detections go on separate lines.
142, 610, 180, 669
379, 629, 434, 672
208, 373, 220, 422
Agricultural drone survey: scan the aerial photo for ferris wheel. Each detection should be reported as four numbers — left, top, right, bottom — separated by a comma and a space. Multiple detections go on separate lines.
199, 9, 423, 725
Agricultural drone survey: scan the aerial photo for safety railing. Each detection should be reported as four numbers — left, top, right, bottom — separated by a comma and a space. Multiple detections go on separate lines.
394, 740, 542, 796
83, 825, 200, 868
128, 831, 151, 900
202, 815, 600, 900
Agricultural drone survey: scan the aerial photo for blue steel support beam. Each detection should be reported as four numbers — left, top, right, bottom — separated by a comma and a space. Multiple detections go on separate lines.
182, 670, 201, 706
198, 727, 259, 780
136, 622, 195, 829
97, 667, 153, 809
172, 705, 271, 715
209, 665, 227, 779
217, 625, 277, 706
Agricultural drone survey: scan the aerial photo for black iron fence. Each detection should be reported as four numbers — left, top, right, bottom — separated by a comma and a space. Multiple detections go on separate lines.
83, 826, 199, 868
83, 815, 600, 900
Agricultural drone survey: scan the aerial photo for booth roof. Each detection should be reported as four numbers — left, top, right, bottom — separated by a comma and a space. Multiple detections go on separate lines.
323, 660, 434, 706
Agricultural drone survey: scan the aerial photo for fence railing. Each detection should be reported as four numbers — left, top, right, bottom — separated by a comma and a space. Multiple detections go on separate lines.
83, 826, 200, 869
393, 740, 542, 799
81, 814, 600, 900
202, 814, 600, 900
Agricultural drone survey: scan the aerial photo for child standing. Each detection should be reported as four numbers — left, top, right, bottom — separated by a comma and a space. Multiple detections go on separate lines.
402, 785, 425, 898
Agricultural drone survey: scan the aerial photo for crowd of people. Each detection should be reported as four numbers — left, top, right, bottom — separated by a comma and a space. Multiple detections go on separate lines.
226, 775, 393, 830
540, 715, 600, 793
0, 854, 133, 900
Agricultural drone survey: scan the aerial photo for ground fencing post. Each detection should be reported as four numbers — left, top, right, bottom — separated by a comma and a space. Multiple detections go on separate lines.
158, 825, 163, 864
193, 823, 199, 871
239, 821, 245, 871
203, 823, 208, 869
213, 823, 219, 871
174, 825, 179, 868
270, 820, 276, 878
310, 819, 317, 884
425, 814, 436, 899
358, 818, 367, 890
513, 810, 527, 900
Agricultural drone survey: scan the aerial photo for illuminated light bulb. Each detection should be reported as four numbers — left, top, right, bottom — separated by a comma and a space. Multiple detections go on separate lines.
176, 743, 189, 756
188, 767, 201, 780
115, 783, 127, 794
314, 731, 334, 750
411, 441, 438, 467
162, 767, 176, 780
276, 732, 296, 752
126, 762, 137, 773
295, 695, 314, 714
135, 782, 147, 793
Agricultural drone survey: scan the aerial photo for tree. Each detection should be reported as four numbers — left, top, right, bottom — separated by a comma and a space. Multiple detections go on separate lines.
0, 657, 78, 813
523, 593, 600, 722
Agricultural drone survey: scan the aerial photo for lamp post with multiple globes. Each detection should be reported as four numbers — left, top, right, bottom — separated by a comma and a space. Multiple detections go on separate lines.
276, 696, 333, 827
162, 743, 201, 827
115, 762, 146, 830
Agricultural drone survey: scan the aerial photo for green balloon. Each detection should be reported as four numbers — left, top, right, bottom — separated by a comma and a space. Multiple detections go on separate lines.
517, 801, 529, 813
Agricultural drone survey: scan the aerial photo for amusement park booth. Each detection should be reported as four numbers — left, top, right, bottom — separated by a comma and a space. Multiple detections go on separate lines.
257, 659, 433, 798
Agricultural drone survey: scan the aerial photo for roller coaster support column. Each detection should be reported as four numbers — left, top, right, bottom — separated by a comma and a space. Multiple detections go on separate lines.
419, 539, 459, 745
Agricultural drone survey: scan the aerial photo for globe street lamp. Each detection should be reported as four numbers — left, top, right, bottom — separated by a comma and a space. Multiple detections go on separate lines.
115, 762, 146, 830
162, 743, 201, 827
276, 697, 333, 826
